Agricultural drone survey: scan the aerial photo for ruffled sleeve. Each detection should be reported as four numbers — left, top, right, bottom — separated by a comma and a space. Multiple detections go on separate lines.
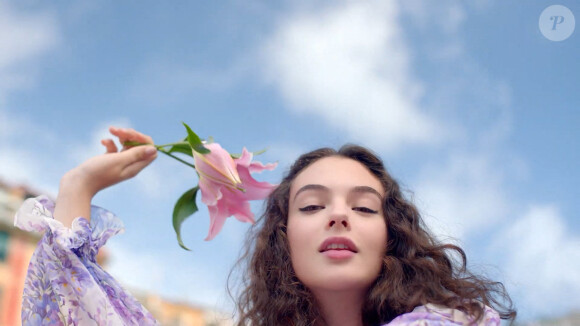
384, 303, 501, 326
14, 195, 159, 326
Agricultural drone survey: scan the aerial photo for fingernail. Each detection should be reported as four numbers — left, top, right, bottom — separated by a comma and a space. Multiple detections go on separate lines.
145, 147, 157, 156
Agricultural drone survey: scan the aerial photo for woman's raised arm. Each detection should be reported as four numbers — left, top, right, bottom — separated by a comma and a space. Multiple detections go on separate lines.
53, 126, 157, 228
17, 126, 161, 325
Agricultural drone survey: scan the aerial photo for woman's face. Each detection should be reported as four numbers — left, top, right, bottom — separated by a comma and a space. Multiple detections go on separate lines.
287, 156, 387, 294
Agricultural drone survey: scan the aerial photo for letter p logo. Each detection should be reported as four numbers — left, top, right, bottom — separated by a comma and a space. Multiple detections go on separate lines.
551, 16, 565, 30
539, 5, 575, 41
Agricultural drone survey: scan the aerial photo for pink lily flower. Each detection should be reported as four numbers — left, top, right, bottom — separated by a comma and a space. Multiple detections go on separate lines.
193, 143, 278, 240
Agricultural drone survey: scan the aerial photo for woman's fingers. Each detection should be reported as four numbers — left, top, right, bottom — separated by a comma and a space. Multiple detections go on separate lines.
109, 126, 154, 149
101, 139, 118, 153
117, 145, 158, 180
67, 133, 158, 198
109, 127, 134, 150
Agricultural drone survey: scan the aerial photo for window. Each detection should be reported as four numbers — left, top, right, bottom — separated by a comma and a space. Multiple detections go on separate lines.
0, 230, 9, 261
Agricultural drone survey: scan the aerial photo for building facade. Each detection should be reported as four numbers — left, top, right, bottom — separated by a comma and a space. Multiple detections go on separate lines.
0, 180, 41, 326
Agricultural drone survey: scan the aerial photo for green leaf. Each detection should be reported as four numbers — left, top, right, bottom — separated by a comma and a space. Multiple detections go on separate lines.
167, 137, 193, 156
253, 147, 268, 156
172, 186, 200, 251
230, 147, 269, 159
194, 143, 210, 154
182, 122, 210, 154
168, 143, 193, 157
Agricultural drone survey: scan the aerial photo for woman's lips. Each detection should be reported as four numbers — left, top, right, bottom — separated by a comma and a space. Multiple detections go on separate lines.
319, 236, 358, 259
319, 236, 358, 253
322, 250, 356, 259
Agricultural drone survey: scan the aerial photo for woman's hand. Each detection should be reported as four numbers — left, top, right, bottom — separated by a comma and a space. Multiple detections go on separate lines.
54, 127, 158, 227
73, 126, 158, 196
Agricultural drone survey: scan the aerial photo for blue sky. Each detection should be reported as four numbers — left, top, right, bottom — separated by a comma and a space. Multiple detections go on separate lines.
1, 0, 578, 322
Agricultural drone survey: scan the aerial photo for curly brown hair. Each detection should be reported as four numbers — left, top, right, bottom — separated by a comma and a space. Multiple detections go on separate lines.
230, 144, 516, 325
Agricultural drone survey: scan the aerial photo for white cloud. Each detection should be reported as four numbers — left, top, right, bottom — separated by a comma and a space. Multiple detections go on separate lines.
0, 2, 57, 68
0, 2, 60, 192
411, 150, 579, 321
0, 1, 59, 102
0, 109, 61, 196
262, 0, 443, 153
0, 143, 50, 188
492, 205, 580, 319
413, 151, 510, 241
386, 0, 523, 244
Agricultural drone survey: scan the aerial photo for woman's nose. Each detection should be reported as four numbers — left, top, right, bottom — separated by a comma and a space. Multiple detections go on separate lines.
328, 218, 348, 228
327, 202, 349, 228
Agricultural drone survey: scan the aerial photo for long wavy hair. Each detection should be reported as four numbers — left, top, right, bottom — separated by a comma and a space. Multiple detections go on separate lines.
230, 145, 516, 325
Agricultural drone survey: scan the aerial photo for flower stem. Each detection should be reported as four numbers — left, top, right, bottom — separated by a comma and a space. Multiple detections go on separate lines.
155, 141, 189, 148
158, 149, 196, 169
123, 141, 196, 169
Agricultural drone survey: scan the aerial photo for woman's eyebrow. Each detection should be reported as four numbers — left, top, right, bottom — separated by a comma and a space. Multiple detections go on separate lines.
292, 184, 383, 202
350, 186, 383, 201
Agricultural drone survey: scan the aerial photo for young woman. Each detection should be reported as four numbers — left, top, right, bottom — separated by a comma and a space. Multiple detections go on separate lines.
15, 127, 516, 325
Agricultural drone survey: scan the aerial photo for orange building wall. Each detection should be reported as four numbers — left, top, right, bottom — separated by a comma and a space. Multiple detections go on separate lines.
0, 233, 37, 326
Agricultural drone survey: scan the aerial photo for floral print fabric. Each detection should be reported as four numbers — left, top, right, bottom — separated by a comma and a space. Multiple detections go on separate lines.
14, 195, 159, 325
385, 303, 500, 325
15, 196, 500, 325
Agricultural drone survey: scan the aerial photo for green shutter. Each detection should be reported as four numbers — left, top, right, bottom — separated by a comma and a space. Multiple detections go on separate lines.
0, 230, 9, 261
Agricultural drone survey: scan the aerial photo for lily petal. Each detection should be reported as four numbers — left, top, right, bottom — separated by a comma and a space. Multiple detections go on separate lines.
194, 143, 241, 186
225, 195, 255, 224
249, 161, 278, 173
198, 176, 223, 206
205, 205, 228, 241
234, 147, 253, 167
234, 147, 277, 173
236, 165, 278, 201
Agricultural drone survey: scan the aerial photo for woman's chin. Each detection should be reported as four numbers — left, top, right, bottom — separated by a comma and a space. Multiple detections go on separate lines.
304, 274, 375, 293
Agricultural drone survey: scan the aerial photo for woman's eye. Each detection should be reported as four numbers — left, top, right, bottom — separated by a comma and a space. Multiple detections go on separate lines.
299, 205, 324, 212
353, 207, 379, 214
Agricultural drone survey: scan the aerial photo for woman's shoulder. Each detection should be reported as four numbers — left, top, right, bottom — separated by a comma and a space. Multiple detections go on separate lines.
382, 303, 501, 326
